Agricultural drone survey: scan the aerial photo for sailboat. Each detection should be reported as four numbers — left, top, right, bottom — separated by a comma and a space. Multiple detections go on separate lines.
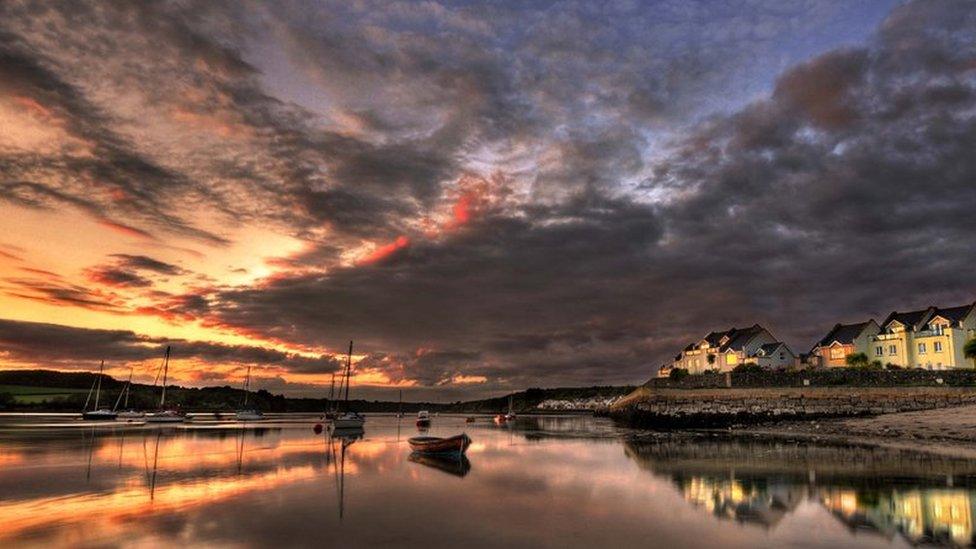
235, 366, 264, 421
145, 346, 186, 423
114, 367, 144, 420
505, 394, 517, 421
331, 341, 365, 430
82, 360, 118, 420
323, 373, 338, 421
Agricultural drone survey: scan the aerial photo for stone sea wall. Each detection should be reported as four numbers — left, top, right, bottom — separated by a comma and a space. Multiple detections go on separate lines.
610, 386, 976, 428
648, 368, 976, 390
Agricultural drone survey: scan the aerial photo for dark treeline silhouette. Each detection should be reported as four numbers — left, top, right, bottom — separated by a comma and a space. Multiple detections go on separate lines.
0, 369, 633, 413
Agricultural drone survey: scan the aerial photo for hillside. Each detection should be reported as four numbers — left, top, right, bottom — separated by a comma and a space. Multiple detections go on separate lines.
0, 370, 634, 413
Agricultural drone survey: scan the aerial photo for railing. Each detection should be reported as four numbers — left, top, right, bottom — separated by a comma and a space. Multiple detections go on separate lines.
872, 333, 903, 341
914, 329, 947, 338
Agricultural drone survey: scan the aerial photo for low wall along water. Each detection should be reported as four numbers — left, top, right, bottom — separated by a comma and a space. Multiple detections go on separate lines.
611, 368, 976, 428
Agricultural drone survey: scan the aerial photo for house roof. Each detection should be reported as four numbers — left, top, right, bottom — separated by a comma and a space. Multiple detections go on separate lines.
719, 324, 767, 352
816, 321, 872, 348
930, 302, 976, 326
881, 307, 934, 331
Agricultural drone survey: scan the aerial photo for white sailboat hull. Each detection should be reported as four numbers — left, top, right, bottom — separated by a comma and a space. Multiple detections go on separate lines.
235, 410, 264, 421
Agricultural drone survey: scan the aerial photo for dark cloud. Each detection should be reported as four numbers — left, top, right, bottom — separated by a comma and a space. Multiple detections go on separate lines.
0, 318, 341, 374
2, 1, 974, 399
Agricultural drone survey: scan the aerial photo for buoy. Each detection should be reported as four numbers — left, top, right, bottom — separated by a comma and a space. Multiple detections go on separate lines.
313, 423, 323, 434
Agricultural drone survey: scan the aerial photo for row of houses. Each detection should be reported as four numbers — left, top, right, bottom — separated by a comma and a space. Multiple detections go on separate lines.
661, 300, 976, 376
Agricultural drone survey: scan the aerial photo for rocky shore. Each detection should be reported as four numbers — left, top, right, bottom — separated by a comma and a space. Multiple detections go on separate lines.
609, 386, 976, 428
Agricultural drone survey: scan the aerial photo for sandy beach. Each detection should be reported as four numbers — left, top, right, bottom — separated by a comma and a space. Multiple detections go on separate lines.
734, 404, 976, 459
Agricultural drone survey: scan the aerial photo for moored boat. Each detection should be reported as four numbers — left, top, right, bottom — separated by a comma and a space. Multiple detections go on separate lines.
416, 410, 431, 427
332, 411, 365, 429
408, 433, 471, 456
326, 341, 365, 430
82, 360, 117, 420
146, 346, 186, 424
235, 366, 265, 421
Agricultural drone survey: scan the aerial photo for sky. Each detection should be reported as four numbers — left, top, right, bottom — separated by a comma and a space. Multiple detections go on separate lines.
1, 0, 975, 401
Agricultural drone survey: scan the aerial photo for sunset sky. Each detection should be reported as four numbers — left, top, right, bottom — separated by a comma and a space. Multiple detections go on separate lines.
1, 0, 974, 400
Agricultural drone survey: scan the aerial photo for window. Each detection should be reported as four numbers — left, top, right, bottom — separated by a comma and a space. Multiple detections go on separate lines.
934, 341, 943, 353
829, 347, 845, 359
889, 345, 897, 356
875, 346, 883, 357
918, 342, 927, 354
726, 353, 738, 365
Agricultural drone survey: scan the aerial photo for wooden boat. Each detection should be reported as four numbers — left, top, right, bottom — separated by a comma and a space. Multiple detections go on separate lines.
416, 410, 431, 427
408, 433, 471, 456
82, 361, 117, 420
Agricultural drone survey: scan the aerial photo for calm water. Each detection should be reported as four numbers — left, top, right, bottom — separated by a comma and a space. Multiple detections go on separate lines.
1, 414, 975, 548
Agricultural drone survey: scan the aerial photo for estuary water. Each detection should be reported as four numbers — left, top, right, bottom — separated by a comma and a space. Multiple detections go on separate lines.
0, 413, 973, 548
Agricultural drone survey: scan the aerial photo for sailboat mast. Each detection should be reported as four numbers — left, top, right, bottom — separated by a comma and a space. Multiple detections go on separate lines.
343, 340, 353, 409
398, 389, 402, 415
124, 368, 132, 408
242, 366, 250, 407
94, 360, 104, 410
160, 346, 171, 408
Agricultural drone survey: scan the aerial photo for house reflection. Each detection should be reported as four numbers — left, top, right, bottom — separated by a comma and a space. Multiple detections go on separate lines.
821, 487, 975, 546
625, 438, 976, 547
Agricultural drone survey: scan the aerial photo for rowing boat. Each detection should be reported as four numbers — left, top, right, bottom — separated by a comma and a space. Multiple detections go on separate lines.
408, 433, 471, 456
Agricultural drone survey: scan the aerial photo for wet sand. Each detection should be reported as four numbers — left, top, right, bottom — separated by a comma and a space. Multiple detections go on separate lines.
732, 404, 976, 459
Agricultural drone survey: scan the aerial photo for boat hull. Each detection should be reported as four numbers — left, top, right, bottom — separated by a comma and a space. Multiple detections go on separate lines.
235, 410, 264, 421
408, 434, 472, 456
146, 412, 186, 423
82, 410, 118, 421
332, 414, 366, 429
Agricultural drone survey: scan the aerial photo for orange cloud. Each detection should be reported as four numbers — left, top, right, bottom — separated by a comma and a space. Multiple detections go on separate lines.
98, 219, 156, 240
357, 235, 410, 265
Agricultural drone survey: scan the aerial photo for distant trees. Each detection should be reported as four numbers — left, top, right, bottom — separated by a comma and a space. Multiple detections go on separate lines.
845, 352, 869, 368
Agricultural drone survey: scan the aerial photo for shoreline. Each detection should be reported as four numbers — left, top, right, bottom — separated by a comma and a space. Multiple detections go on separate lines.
627, 404, 976, 460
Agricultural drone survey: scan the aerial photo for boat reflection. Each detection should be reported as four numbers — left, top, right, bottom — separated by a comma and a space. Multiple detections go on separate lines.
327, 427, 363, 520
408, 453, 471, 478
625, 437, 976, 547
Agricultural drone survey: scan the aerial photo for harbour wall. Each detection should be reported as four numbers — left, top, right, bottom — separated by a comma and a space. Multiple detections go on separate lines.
609, 386, 976, 428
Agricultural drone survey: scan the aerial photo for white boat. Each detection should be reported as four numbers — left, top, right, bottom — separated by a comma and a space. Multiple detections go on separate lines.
113, 367, 144, 421
146, 346, 185, 424
116, 410, 146, 421
332, 411, 365, 429
82, 360, 118, 420
327, 340, 365, 430
416, 410, 431, 427
504, 395, 517, 421
235, 366, 265, 421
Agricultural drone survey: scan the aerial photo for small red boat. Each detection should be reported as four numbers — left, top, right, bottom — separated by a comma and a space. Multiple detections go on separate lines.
408, 434, 472, 456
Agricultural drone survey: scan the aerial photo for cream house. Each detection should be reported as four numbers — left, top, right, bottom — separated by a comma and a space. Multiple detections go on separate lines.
867, 302, 976, 369
671, 324, 793, 374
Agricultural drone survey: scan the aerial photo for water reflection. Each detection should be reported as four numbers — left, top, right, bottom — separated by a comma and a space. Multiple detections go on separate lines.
625, 437, 976, 547
409, 453, 472, 478
2, 414, 976, 547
